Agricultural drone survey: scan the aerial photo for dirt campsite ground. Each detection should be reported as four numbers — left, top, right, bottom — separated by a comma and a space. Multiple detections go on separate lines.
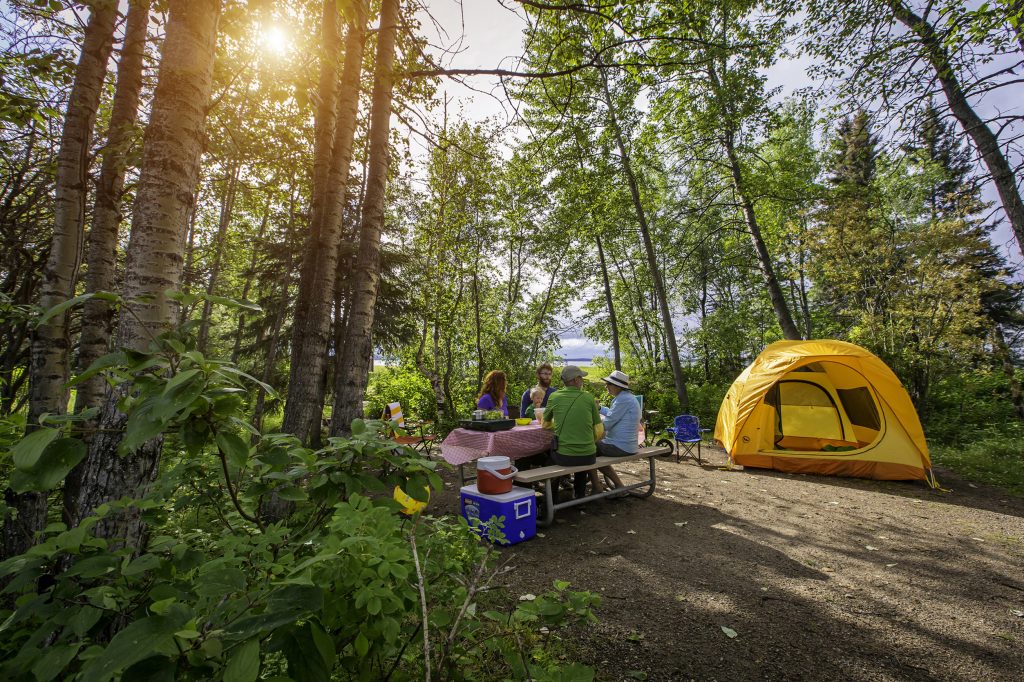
435, 446, 1024, 681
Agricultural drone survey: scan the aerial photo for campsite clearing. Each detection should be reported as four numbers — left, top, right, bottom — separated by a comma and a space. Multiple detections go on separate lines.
438, 445, 1024, 681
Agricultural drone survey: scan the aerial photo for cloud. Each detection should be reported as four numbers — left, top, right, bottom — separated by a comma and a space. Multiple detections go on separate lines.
556, 337, 609, 360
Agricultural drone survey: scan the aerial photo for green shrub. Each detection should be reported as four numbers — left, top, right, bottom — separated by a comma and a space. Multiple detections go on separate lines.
0, 323, 598, 681
921, 369, 1020, 445
686, 382, 729, 430
365, 364, 438, 422
930, 421, 1024, 496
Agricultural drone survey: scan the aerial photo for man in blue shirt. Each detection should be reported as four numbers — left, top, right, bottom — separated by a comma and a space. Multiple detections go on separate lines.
519, 362, 555, 418
595, 370, 641, 492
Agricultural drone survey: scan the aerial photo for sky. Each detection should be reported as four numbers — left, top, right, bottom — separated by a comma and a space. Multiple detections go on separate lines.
414, 2, 612, 359
415, 1, 1024, 361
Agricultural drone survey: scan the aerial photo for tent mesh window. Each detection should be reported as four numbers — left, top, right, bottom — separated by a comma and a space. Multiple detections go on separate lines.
777, 380, 844, 441
836, 387, 881, 430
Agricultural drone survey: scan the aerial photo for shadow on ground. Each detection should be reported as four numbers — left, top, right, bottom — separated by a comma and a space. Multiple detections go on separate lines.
435, 446, 1024, 681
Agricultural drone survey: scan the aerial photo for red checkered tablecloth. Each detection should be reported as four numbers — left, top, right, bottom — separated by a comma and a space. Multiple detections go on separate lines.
440, 424, 554, 466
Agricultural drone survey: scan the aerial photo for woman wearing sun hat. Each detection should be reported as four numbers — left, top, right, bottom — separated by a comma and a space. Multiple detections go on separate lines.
593, 370, 640, 492
597, 370, 640, 457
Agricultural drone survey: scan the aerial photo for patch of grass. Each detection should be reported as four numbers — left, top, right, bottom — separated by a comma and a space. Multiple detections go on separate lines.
930, 428, 1024, 496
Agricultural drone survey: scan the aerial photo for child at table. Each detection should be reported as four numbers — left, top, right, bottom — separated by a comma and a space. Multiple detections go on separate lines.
523, 387, 546, 420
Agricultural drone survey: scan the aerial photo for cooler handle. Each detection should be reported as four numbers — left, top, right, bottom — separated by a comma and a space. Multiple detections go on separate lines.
481, 466, 518, 480
514, 499, 531, 519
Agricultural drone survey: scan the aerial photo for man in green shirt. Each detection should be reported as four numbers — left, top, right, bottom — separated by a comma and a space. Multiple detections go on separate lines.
542, 366, 604, 498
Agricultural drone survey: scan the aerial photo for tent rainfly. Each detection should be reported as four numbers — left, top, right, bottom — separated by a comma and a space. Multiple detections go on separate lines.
714, 340, 938, 487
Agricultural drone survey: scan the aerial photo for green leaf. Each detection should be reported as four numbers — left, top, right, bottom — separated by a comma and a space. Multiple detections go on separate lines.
354, 632, 369, 657
217, 431, 250, 469
152, 377, 206, 421
150, 597, 177, 615
121, 656, 176, 682
275, 622, 332, 682
162, 368, 202, 395
275, 486, 307, 502
70, 351, 126, 385
120, 406, 165, 454
350, 419, 366, 435
80, 609, 190, 682
224, 639, 260, 682
227, 586, 324, 640
10, 438, 86, 493
556, 663, 596, 681
721, 625, 738, 639
204, 293, 262, 313
63, 555, 119, 579
10, 428, 60, 470
35, 292, 95, 327
215, 366, 278, 398
182, 422, 208, 456
195, 567, 246, 597
123, 553, 162, 577
69, 606, 103, 637
31, 642, 81, 681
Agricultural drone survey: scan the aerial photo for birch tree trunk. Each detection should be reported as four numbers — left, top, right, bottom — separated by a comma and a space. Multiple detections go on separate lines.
252, 186, 299, 433
722, 130, 802, 341
198, 160, 240, 352
2, 1, 118, 560
64, 0, 151, 526
232, 193, 270, 363
887, 0, 1024, 260
598, 65, 689, 412
595, 235, 621, 370
75, 0, 150, 414
283, 1, 368, 446
331, 0, 400, 432
70, 0, 221, 545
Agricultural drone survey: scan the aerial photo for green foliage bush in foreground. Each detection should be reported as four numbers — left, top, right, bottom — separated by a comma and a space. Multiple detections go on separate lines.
0, 327, 599, 681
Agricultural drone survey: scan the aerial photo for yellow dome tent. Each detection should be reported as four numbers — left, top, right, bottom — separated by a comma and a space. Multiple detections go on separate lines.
714, 340, 938, 486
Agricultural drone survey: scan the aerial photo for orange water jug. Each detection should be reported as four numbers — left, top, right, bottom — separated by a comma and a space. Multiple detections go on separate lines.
476, 456, 518, 495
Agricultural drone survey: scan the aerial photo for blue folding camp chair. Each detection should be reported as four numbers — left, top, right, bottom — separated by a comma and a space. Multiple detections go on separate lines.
665, 415, 710, 464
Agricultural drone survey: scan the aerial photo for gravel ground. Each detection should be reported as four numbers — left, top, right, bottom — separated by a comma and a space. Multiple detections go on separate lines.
435, 445, 1024, 681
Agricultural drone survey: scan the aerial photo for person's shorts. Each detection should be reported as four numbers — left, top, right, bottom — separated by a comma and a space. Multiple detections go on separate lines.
596, 441, 635, 457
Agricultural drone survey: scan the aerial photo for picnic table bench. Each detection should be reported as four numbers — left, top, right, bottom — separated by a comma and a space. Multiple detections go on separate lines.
513, 445, 671, 526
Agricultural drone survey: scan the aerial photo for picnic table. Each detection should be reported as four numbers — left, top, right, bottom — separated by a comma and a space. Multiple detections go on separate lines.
440, 423, 553, 485
441, 422, 669, 525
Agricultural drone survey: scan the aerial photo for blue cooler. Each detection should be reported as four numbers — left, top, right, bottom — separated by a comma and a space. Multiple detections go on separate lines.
460, 484, 537, 545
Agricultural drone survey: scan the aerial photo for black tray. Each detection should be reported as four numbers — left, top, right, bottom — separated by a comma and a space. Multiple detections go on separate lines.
458, 419, 515, 432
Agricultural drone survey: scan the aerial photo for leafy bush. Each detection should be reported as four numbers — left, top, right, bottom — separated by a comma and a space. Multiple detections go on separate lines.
930, 420, 1024, 496
921, 369, 1020, 445
0, 325, 599, 680
686, 382, 729, 430
365, 364, 438, 422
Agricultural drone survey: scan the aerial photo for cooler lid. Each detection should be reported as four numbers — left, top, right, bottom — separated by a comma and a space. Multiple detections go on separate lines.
460, 484, 535, 502
477, 455, 512, 472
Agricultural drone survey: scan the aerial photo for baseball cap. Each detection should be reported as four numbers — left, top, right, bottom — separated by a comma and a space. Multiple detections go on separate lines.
560, 365, 587, 383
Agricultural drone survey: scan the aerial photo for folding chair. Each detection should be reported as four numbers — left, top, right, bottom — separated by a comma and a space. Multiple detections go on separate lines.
665, 414, 710, 464
382, 402, 436, 456
634, 394, 646, 445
